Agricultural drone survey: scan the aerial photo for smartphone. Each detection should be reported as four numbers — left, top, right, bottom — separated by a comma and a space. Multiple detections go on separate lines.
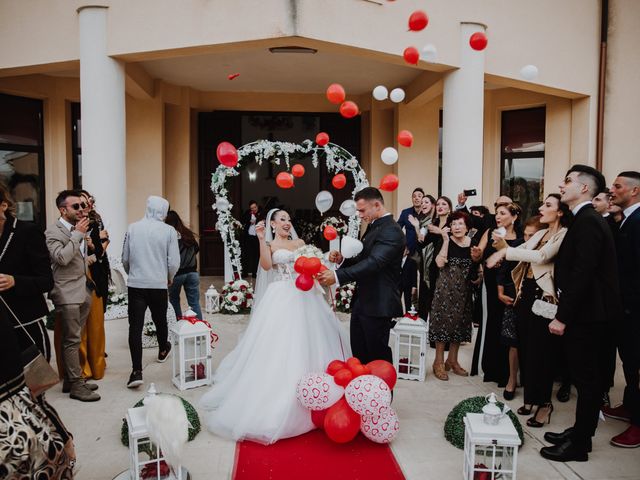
467, 228, 478, 239
463, 189, 477, 197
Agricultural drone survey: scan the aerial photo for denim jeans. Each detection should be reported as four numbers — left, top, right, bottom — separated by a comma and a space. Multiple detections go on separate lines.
169, 271, 203, 320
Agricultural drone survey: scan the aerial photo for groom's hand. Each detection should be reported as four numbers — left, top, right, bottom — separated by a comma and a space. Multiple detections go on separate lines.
317, 270, 336, 286
328, 250, 343, 264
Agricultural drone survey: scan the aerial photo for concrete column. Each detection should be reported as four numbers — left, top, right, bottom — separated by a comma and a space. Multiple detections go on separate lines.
442, 22, 487, 204
77, 5, 127, 256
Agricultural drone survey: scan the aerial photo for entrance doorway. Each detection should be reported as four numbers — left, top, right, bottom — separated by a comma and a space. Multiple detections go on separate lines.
198, 111, 361, 276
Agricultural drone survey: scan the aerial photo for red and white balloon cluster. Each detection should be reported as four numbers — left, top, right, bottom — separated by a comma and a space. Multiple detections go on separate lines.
296, 357, 399, 444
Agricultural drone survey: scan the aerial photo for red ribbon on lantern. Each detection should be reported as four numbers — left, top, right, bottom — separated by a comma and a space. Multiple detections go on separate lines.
179, 316, 219, 347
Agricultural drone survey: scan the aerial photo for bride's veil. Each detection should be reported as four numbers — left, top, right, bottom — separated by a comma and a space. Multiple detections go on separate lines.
252, 207, 299, 307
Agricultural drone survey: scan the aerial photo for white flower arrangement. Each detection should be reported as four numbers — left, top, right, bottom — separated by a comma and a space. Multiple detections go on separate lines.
335, 282, 356, 313
220, 279, 254, 314
211, 139, 368, 279
294, 244, 324, 261
320, 216, 348, 236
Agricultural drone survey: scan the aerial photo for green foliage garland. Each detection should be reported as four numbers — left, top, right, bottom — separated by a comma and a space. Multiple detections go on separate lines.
443, 396, 524, 449
120, 395, 201, 447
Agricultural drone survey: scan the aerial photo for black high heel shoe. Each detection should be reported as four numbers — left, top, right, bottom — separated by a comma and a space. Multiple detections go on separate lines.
527, 403, 554, 428
517, 404, 533, 415
503, 388, 516, 401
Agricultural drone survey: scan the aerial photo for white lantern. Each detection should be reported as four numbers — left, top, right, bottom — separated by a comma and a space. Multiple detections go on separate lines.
204, 285, 220, 314
463, 413, 521, 480
391, 307, 428, 381
125, 400, 185, 480
170, 319, 212, 391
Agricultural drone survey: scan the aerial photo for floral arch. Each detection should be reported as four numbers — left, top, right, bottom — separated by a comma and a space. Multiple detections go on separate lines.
210, 139, 369, 279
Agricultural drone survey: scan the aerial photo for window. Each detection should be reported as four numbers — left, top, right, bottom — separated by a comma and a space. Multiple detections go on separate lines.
0, 93, 46, 227
500, 107, 545, 220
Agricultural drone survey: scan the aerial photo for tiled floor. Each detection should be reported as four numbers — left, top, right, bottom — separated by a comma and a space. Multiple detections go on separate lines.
46, 277, 640, 479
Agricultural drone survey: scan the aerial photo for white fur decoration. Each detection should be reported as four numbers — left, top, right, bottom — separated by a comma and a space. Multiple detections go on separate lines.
144, 394, 189, 470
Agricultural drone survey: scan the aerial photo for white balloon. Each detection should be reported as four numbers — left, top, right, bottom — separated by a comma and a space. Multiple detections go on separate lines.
372, 85, 388, 101
344, 374, 392, 417
214, 197, 230, 212
422, 44, 438, 63
381, 147, 398, 166
315, 190, 334, 214
339, 199, 357, 217
389, 88, 405, 103
520, 64, 539, 81
296, 373, 344, 411
360, 409, 400, 444
340, 236, 364, 259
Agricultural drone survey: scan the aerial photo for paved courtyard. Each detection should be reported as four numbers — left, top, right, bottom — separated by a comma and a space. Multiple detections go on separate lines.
46, 278, 639, 479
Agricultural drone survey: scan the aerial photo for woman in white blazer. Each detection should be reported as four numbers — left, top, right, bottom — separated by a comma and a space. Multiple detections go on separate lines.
487, 193, 572, 428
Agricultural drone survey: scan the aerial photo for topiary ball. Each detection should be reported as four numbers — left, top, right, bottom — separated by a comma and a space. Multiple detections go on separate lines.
443, 396, 524, 449
121, 395, 201, 447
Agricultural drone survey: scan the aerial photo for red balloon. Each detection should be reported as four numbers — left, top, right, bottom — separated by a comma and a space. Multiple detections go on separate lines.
349, 364, 370, 378
398, 130, 414, 148
332, 173, 347, 190
339, 101, 359, 119
346, 357, 361, 369
316, 132, 330, 146
379, 173, 399, 192
333, 368, 354, 387
366, 360, 398, 390
295, 273, 314, 291
403, 46, 420, 65
469, 32, 488, 51
303, 257, 322, 276
324, 226, 338, 241
276, 172, 294, 189
216, 142, 238, 167
408, 10, 429, 31
318, 264, 329, 273
292, 164, 305, 177
311, 409, 328, 429
326, 84, 346, 105
326, 360, 346, 375
227, 73, 240, 80
294, 257, 307, 274
323, 398, 360, 443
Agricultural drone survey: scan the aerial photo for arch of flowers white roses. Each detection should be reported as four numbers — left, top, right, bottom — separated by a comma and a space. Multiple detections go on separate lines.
210, 139, 370, 279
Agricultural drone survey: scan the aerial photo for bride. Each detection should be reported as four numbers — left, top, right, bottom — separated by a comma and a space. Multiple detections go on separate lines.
200, 208, 351, 444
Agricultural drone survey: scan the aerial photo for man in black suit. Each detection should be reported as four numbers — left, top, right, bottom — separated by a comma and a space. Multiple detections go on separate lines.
400, 247, 418, 313
318, 187, 405, 364
541, 165, 621, 462
241, 200, 260, 277
604, 171, 640, 448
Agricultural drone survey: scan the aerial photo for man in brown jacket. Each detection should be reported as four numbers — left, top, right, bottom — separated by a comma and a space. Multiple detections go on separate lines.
45, 190, 100, 402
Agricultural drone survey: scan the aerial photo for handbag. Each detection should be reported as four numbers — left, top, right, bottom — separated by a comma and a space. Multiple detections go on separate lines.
0, 296, 60, 397
531, 297, 558, 320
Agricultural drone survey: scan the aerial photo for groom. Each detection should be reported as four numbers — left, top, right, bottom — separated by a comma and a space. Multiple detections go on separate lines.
318, 187, 405, 364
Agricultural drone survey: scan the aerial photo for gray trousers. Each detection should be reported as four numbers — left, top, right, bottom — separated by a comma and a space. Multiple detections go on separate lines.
57, 289, 92, 384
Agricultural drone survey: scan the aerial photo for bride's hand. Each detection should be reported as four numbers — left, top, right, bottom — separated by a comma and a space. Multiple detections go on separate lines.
256, 221, 266, 240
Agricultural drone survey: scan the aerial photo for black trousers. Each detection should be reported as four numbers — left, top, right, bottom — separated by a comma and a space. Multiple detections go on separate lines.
350, 300, 393, 364
515, 279, 559, 405
128, 287, 168, 371
242, 235, 259, 276
619, 309, 640, 426
566, 322, 611, 444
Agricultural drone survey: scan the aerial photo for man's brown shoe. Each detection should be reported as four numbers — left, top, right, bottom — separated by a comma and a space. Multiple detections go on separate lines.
70, 383, 101, 402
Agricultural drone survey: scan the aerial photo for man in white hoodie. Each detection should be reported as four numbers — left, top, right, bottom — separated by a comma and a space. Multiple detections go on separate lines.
122, 196, 180, 388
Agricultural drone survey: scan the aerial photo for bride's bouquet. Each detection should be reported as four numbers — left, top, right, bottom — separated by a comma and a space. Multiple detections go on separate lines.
293, 244, 324, 262
319, 216, 348, 236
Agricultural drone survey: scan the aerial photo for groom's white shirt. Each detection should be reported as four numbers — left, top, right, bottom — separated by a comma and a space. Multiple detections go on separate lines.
333, 213, 392, 286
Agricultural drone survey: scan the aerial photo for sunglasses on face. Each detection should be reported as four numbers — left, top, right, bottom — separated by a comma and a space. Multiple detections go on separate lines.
68, 202, 87, 211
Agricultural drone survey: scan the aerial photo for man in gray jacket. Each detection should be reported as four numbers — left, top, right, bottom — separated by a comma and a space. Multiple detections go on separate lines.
122, 195, 180, 388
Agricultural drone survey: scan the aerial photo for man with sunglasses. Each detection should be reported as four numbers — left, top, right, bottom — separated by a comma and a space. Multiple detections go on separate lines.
45, 190, 100, 402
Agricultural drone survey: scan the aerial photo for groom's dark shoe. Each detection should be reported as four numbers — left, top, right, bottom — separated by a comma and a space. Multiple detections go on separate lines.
544, 428, 592, 452
540, 439, 589, 462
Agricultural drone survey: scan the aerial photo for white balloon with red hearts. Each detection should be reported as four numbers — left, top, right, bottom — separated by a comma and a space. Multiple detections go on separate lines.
344, 374, 392, 417
296, 372, 344, 411
360, 408, 400, 444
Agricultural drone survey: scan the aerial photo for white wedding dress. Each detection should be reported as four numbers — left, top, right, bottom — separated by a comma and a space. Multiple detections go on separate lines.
200, 249, 351, 444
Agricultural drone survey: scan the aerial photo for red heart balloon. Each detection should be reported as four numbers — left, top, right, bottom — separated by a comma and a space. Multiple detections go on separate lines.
326, 360, 347, 375
323, 398, 360, 443
333, 368, 354, 387
469, 32, 488, 51
332, 173, 347, 189
326, 84, 346, 105
292, 164, 305, 177
339, 101, 359, 119
276, 172, 294, 189
366, 359, 398, 390
398, 130, 414, 147
303, 257, 322, 276
403, 46, 420, 65
324, 225, 338, 241
349, 364, 370, 378
295, 273, 314, 291
316, 132, 330, 146
216, 141, 238, 167
379, 173, 399, 192
294, 257, 307, 274
408, 10, 428, 31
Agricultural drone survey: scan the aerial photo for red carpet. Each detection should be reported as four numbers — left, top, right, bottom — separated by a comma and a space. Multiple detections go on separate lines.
233, 430, 405, 480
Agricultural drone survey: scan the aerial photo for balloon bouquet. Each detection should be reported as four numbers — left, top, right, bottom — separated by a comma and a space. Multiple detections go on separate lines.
296, 357, 400, 444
